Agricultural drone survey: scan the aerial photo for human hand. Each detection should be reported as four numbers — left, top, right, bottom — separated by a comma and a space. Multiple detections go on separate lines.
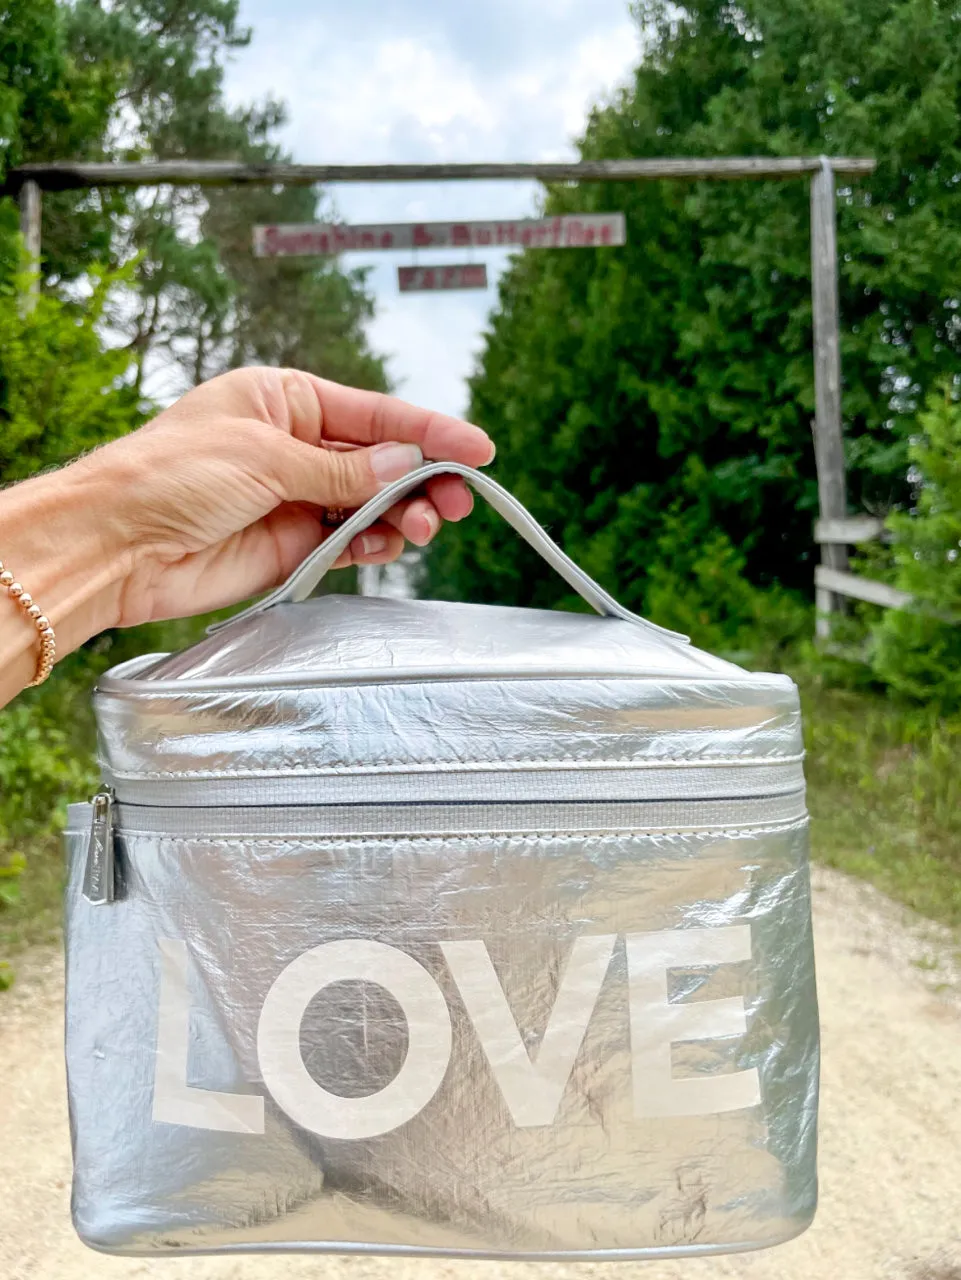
85, 367, 494, 627
0, 368, 494, 703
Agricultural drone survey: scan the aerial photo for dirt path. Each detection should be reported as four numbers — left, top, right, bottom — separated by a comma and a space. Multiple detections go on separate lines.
3, 866, 960, 1280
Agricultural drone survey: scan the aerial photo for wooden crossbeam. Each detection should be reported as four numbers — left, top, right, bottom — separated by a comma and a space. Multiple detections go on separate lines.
2, 156, 877, 193
814, 516, 885, 544
814, 566, 913, 611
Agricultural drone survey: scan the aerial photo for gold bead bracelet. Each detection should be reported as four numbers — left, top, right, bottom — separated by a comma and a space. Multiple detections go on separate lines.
0, 562, 56, 687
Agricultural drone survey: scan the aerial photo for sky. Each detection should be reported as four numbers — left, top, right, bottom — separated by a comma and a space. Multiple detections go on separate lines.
222, 0, 642, 418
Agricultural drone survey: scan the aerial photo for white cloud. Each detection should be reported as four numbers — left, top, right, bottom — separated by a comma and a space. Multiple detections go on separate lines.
225, 1, 641, 416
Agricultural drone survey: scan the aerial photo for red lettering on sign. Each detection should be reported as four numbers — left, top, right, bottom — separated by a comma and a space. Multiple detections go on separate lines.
256, 215, 624, 257
398, 263, 488, 291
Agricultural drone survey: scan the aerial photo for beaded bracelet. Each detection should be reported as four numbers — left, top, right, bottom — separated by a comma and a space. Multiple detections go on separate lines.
0, 561, 56, 687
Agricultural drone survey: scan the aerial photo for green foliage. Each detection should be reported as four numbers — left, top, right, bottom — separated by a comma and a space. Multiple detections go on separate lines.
0, 853, 25, 909
0, 265, 144, 484
1, 1, 389, 394
870, 386, 961, 704
0, 700, 94, 841
644, 500, 810, 663
0, 0, 119, 278
430, 0, 961, 652
60, 0, 389, 393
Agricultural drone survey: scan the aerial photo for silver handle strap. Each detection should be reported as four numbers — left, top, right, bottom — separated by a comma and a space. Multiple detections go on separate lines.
208, 462, 689, 643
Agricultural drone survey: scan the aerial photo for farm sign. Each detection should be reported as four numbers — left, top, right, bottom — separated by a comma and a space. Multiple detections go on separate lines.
252, 214, 626, 258
398, 264, 488, 292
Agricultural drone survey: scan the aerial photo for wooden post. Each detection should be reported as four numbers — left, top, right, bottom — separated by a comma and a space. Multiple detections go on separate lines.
810, 157, 848, 639
18, 179, 41, 312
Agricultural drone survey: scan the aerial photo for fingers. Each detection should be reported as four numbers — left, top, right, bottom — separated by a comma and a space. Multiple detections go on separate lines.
272, 434, 425, 509
270, 430, 481, 524
335, 521, 406, 569
382, 497, 439, 547
293, 373, 495, 466
380, 477, 474, 546
426, 473, 474, 521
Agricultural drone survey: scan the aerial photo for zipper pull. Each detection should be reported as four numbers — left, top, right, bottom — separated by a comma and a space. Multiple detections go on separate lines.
83, 786, 116, 905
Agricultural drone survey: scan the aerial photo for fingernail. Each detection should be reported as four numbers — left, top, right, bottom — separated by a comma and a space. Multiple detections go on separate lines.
370, 442, 424, 484
361, 533, 388, 556
485, 440, 496, 464
421, 509, 441, 542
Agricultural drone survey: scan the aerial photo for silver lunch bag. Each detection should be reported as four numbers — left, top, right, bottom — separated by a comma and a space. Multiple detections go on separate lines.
63, 462, 818, 1261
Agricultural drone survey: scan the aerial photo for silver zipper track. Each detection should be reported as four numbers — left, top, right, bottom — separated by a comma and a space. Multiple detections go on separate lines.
100, 758, 806, 808
69, 791, 807, 841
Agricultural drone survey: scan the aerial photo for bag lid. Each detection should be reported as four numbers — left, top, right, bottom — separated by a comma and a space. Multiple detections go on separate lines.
93, 467, 802, 798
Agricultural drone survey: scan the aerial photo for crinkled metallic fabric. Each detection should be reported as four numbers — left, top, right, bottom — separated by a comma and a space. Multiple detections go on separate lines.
64, 594, 818, 1259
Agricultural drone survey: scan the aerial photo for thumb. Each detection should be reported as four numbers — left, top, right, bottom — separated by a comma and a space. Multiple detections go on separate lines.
276, 438, 425, 508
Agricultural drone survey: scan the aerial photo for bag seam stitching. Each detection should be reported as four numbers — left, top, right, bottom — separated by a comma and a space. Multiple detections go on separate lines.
114, 818, 809, 844
100, 752, 807, 780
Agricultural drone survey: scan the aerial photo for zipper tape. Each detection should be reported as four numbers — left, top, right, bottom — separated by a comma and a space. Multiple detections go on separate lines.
70, 792, 807, 843
100, 760, 806, 808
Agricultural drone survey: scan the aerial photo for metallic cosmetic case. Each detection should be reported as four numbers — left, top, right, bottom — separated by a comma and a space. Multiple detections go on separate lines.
64, 464, 818, 1260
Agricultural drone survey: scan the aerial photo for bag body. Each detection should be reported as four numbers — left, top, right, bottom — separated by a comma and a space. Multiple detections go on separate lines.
63, 464, 818, 1260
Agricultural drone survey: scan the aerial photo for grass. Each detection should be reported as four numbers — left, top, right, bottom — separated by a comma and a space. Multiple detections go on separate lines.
799, 671, 961, 929
0, 836, 66, 967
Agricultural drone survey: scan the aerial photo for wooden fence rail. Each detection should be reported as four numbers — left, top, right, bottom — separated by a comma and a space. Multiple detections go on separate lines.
813, 517, 912, 628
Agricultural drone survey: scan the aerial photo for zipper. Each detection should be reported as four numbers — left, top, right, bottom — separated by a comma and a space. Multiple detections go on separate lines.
111, 793, 806, 837
82, 786, 116, 905
78, 789, 807, 906
98, 757, 806, 809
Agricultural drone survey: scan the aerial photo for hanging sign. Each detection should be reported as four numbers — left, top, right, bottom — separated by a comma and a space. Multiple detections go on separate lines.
398, 264, 488, 293
253, 214, 626, 258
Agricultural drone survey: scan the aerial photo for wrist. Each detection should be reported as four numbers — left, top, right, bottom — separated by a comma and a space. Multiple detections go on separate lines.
0, 457, 137, 693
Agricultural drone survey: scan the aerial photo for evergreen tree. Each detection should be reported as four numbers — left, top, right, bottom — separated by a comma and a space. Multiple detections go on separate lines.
428, 0, 961, 653
1, 1, 387, 398
0, 0, 118, 283
871, 385, 961, 705
64, 0, 388, 394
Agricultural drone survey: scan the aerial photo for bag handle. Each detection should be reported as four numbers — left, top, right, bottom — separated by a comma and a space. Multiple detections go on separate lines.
208, 462, 689, 643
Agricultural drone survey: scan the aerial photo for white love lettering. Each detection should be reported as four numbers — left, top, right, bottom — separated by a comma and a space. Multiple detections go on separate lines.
152, 927, 760, 1139
439, 935, 616, 1128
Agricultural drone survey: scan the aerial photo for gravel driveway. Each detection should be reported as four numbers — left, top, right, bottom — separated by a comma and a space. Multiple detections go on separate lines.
2, 865, 960, 1280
